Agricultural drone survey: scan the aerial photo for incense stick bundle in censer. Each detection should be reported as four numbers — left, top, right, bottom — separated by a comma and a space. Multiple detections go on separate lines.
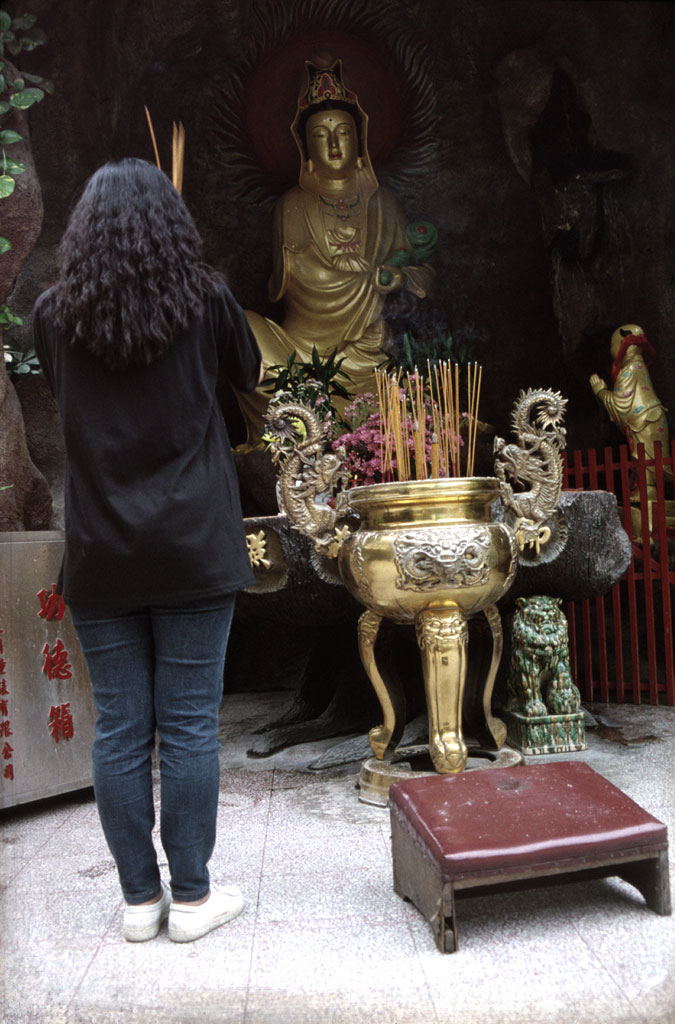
144, 105, 185, 195
374, 361, 482, 483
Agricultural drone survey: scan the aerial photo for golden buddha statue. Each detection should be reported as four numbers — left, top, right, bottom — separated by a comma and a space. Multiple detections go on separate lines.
234, 60, 435, 448
590, 323, 671, 500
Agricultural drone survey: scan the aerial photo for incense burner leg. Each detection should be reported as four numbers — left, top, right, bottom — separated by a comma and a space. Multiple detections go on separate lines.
415, 607, 468, 774
358, 610, 405, 760
482, 604, 507, 749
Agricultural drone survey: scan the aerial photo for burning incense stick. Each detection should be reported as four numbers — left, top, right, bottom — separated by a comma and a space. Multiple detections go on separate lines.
375, 369, 386, 482
431, 432, 440, 478
172, 121, 185, 194
407, 370, 427, 480
467, 362, 482, 477
144, 105, 161, 171
455, 362, 461, 478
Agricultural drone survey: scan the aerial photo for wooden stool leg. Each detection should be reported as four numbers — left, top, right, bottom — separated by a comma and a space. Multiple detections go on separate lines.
618, 849, 672, 915
441, 882, 459, 953
391, 810, 460, 953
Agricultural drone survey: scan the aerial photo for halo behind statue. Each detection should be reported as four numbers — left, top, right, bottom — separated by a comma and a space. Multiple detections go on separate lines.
207, 0, 437, 207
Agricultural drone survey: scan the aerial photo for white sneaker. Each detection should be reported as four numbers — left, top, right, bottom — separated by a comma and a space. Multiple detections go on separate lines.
122, 880, 171, 942
168, 885, 244, 943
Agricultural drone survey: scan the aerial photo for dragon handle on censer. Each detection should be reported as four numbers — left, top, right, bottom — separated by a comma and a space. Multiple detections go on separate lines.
493, 387, 568, 556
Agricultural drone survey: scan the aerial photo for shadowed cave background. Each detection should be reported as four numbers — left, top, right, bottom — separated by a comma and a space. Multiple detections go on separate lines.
8, 0, 675, 493
2, 0, 674, 748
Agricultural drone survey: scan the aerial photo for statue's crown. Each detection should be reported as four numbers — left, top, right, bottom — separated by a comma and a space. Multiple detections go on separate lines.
297, 60, 357, 111
292, 56, 376, 191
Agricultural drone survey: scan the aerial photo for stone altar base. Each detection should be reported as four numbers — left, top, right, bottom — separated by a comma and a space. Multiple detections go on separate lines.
358, 744, 524, 807
504, 709, 586, 755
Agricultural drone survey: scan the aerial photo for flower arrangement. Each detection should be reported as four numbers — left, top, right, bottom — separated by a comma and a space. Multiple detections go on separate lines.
262, 352, 486, 490
333, 364, 479, 489
332, 393, 385, 488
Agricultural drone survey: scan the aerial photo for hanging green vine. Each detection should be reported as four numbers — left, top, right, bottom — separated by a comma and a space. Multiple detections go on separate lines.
0, 10, 52, 256
0, 11, 51, 377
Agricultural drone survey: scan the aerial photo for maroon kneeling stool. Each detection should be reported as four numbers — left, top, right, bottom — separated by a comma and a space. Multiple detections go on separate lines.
389, 761, 670, 952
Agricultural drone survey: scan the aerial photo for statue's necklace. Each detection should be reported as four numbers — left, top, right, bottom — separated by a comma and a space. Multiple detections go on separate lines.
319, 193, 361, 221
320, 193, 362, 246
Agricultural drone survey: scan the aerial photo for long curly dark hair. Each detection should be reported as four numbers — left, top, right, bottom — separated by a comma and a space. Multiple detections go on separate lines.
48, 158, 222, 369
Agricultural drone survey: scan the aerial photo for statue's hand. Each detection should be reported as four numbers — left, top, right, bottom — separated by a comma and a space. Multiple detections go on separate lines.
589, 373, 605, 395
376, 265, 405, 293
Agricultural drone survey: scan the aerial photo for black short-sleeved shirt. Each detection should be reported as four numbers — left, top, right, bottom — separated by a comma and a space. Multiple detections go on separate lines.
33, 280, 262, 608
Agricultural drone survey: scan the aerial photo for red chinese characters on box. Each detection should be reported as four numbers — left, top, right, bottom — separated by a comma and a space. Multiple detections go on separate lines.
36, 589, 77, 749
38, 586, 73, 682
48, 703, 74, 744
37, 585, 76, 745
2, 584, 81, 789
42, 638, 73, 681
0, 629, 13, 782
37, 584, 66, 622
2, 741, 13, 780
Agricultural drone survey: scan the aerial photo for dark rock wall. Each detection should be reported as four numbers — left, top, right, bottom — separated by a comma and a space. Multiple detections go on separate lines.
0, 57, 52, 530
10, 0, 675, 483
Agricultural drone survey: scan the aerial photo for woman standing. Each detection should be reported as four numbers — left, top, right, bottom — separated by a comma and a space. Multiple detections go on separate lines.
33, 158, 262, 943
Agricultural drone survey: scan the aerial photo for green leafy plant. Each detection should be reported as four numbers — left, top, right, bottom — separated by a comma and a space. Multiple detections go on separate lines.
1, 301, 40, 375
382, 329, 469, 376
3, 340, 40, 375
0, 299, 21, 329
262, 346, 352, 401
261, 345, 353, 430
0, 10, 52, 254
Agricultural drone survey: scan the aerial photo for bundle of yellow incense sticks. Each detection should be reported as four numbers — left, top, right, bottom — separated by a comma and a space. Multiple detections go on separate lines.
144, 105, 184, 195
374, 361, 482, 483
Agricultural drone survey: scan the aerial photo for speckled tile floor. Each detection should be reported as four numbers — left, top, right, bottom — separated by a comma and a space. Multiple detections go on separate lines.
1, 693, 674, 1024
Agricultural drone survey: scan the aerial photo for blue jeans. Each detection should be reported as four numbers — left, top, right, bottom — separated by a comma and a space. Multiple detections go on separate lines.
70, 595, 236, 905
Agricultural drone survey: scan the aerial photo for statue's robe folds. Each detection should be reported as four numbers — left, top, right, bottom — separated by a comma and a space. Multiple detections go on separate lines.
235, 184, 434, 447
597, 356, 670, 462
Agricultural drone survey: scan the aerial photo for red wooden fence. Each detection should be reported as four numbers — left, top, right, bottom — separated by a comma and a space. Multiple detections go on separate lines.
562, 440, 674, 706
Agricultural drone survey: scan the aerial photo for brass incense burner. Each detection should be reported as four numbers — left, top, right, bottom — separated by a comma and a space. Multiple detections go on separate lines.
264, 387, 566, 776
340, 477, 517, 773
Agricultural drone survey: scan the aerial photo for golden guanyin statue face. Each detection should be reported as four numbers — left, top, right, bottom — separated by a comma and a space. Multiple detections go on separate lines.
306, 110, 358, 180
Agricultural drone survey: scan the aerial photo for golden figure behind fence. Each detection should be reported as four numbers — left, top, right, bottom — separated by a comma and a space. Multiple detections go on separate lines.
590, 323, 671, 501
